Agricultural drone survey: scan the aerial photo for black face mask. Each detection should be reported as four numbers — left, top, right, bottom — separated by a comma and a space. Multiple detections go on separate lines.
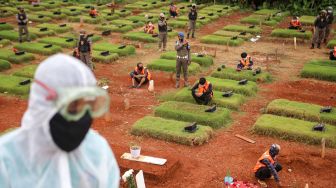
49, 111, 93, 152
138, 66, 143, 71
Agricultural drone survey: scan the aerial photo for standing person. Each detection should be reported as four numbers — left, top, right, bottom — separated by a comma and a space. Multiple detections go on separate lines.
16, 7, 30, 43
325, 6, 334, 43
187, 4, 197, 39
158, 13, 168, 52
254, 144, 283, 187
175, 32, 191, 88
191, 77, 213, 105
78, 30, 93, 71
0, 54, 120, 188
311, 10, 328, 49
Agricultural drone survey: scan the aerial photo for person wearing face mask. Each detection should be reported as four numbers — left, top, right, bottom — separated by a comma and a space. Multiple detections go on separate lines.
0, 54, 120, 188
254, 144, 283, 188
237, 52, 254, 71
311, 10, 328, 49
16, 7, 30, 43
325, 6, 334, 44
130, 62, 151, 89
158, 13, 168, 52
187, 4, 197, 39
175, 32, 191, 88
78, 30, 93, 71
191, 77, 213, 105
330, 46, 336, 60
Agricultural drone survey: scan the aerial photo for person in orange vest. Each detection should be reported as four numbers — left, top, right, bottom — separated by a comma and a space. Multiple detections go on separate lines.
144, 21, 155, 34
330, 46, 336, 60
169, 2, 178, 18
254, 144, 283, 187
89, 7, 98, 18
237, 52, 254, 71
191, 77, 213, 105
288, 16, 302, 30
130, 62, 151, 88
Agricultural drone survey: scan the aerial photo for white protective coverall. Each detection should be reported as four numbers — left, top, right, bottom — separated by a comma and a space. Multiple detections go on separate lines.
0, 54, 120, 188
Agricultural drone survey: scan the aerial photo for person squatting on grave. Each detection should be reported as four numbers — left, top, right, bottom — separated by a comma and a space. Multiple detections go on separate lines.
16, 7, 30, 43
144, 21, 155, 34
175, 32, 191, 88
158, 13, 168, 52
288, 16, 302, 30
130, 62, 151, 89
330, 46, 336, 60
237, 52, 254, 71
254, 144, 283, 187
311, 10, 328, 49
325, 6, 334, 43
187, 4, 197, 39
191, 77, 213, 105
89, 6, 98, 18
0, 54, 120, 188
78, 30, 94, 71
169, 2, 178, 18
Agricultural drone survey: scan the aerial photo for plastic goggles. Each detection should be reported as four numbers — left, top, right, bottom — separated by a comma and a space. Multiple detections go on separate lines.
35, 80, 110, 121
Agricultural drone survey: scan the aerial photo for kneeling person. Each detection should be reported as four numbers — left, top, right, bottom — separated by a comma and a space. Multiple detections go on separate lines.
191, 77, 213, 105
237, 52, 253, 71
330, 47, 336, 60
130, 62, 151, 88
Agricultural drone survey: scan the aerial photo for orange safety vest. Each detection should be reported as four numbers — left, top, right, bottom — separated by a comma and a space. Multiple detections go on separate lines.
290, 20, 301, 27
135, 67, 151, 80
253, 150, 275, 172
240, 55, 251, 67
89, 9, 98, 16
198, 81, 213, 97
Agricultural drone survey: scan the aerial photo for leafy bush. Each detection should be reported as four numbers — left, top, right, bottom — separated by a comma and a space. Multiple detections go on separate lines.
14, 42, 62, 55
211, 67, 272, 83
93, 42, 136, 56
154, 101, 231, 129
271, 29, 312, 39
92, 50, 119, 63
38, 37, 76, 48
253, 114, 336, 148
327, 39, 336, 49
29, 28, 56, 37
0, 59, 11, 71
147, 59, 201, 74
0, 30, 37, 41
201, 35, 244, 46
206, 77, 258, 96
0, 39, 11, 47
223, 25, 262, 34
0, 23, 14, 31
300, 60, 336, 82
300, 16, 315, 25
36, 23, 72, 33
12, 64, 37, 78
213, 30, 253, 40
131, 116, 213, 146
0, 74, 30, 96
0, 49, 35, 64
266, 99, 336, 125
160, 51, 214, 67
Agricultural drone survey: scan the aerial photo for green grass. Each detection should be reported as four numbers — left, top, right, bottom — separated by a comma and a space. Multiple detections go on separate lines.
147, 59, 201, 74
93, 42, 136, 56
12, 64, 37, 78
198, 13, 220, 20
165, 88, 246, 110
0, 49, 35, 64
223, 25, 262, 34
102, 12, 120, 21
111, 19, 144, 28
0, 74, 30, 96
0, 59, 11, 71
29, 27, 56, 37
253, 114, 336, 148
28, 14, 53, 23
206, 77, 257, 96
63, 8, 82, 16
0, 39, 11, 47
154, 101, 231, 129
113, 9, 132, 17
83, 16, 103, 24
14, 42, 62, 55
38, 37, 76, 48
126, 15, 156, 23
177, 15, 212, 25
300, 16, 315, 25
36, 23, 72, 33
254, 9, 279, 15
35, 10, 66, 19
39, 1, 62, 9
266, 99, 336, 125
300, 60, 336, 82
271, 29, 312, 39
131, 116, 213, 146
62, 34, 102, 43
0, 23, 13, 31
123, 31, 178, 43
327, 39, 336, 48
213, 30, 253, 40
240, 14, 267, 25
95, 24, 133, 33
211, 67, 272, 83
168, 20, 201, 29
160, 51, 213, 67
200, 35, 244, 46
21, 4, 45, 11
92, 50, 119, 63
0, 30, 37, 41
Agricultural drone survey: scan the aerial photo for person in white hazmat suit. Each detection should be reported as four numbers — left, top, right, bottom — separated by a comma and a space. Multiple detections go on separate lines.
0, 54, 120, 188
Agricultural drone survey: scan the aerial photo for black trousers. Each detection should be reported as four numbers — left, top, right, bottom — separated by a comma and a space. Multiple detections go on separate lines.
192, 90, 212, 105
255, 163, 282, 180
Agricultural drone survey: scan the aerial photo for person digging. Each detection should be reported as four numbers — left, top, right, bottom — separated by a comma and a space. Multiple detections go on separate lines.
191, 77, 213, 105
237, 52, 254, 71
130, 62, 151, 89
175, 32, 191, 88
254, 144, 283, 187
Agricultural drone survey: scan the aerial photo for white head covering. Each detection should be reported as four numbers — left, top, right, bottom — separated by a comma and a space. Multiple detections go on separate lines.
0, 54, 120, 188
159, 13, 165, 17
